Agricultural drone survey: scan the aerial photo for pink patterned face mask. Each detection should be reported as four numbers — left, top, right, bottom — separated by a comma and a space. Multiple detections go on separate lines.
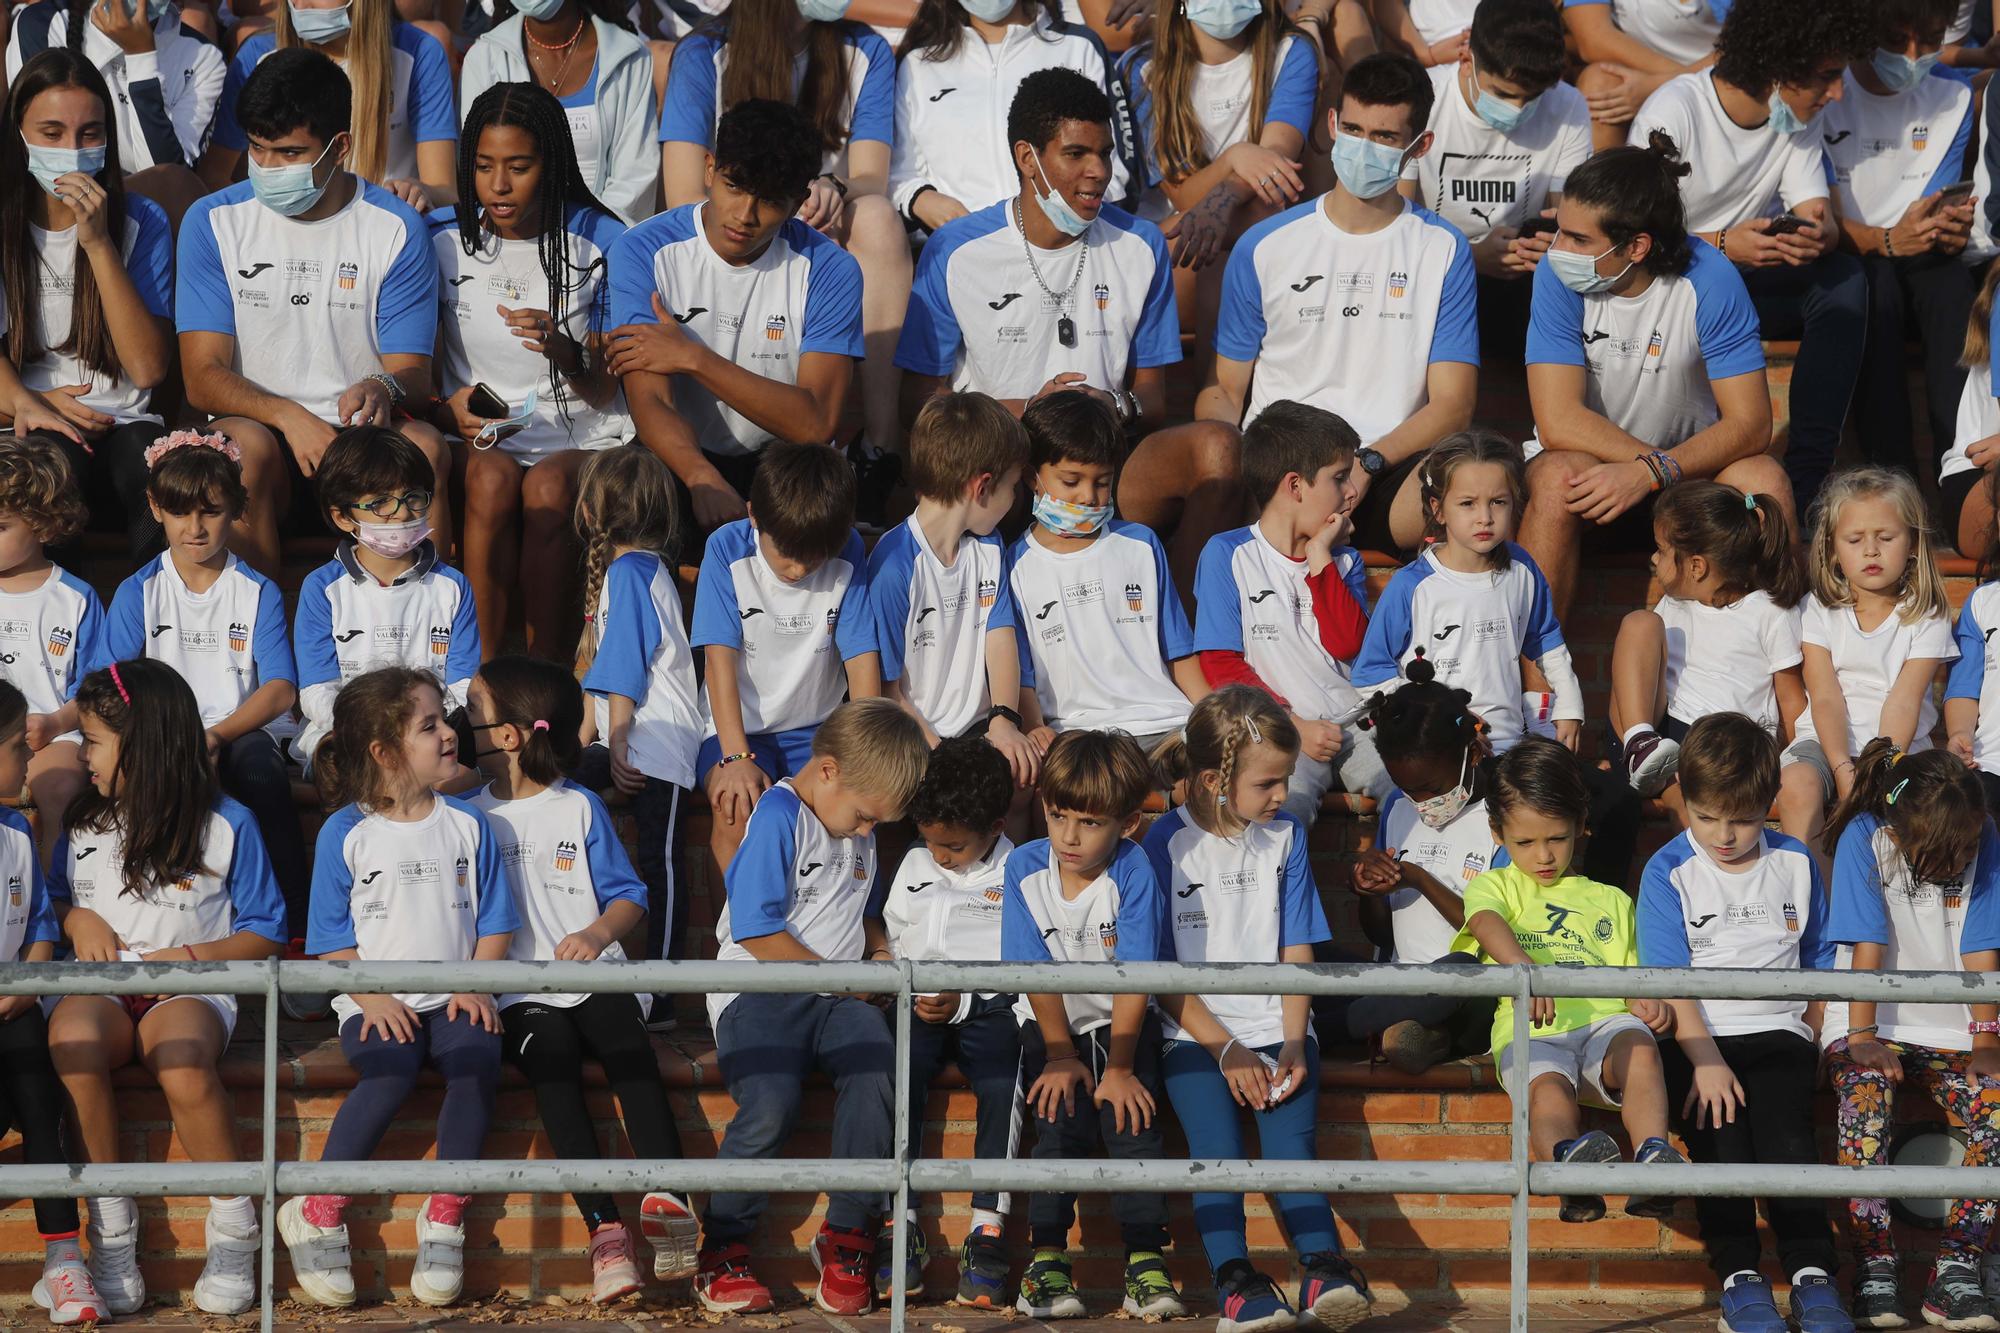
351, 516, 430, 558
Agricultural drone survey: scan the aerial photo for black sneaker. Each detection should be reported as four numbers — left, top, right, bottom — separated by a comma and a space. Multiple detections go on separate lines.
1215, 1260, 1296, 1333
1296, 1252, 1372, 1331
1624, 729, 1681, 797
1553, 1129, 1620, 1223
1922, 1257, 1997, 1331
1851, 1257, 1906, 1329
954, 1225, 1009, 1309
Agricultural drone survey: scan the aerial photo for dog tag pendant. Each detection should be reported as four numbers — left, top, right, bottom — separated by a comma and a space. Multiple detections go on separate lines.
1058, 315, 1077, 349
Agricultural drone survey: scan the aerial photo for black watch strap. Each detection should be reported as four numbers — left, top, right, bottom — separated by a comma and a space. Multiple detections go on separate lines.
986, 704, 1023, 731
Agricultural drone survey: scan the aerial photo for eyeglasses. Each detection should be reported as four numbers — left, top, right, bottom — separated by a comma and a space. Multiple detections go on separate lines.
347, 489, 434, 519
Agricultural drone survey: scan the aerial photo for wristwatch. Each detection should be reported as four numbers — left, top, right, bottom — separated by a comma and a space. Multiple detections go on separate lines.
985, 704, 1023, 733
1356, 447, 1386, 476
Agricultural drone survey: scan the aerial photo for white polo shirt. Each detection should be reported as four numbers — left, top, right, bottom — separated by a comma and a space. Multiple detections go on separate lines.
1001, 837, 1163, 1035
1795, 595, 1956, 756
1820, 69, 1973, 229
0, 808, 55, 964
105, 552, 296, 730
1655, 590, 1802, 734
1629, 71, 1832, 231
1376, 789, 1501, 965
1192, 525, 1368, 722
1408, 64, 1592, 244
580, 551, 702, 790
866, 517, 1014, 739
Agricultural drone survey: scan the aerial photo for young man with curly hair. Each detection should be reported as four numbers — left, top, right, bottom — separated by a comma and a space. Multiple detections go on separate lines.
1628, 0, 1876, 516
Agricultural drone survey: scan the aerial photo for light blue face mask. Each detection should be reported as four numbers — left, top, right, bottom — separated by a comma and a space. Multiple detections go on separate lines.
511, 0, 567, 20
144, 0, 173, 22
288, 0, 351, 41
1472, 64, 1539, 134
1185, 0, 1261, 40
23, 140, 106, 196
1028, 154, 1091, 236
1548, 241, 1632, 295
957, 0, 1015, 17
1031, 491, 1112, 537
473, 388, 540, 449
1766, 87, 1811, 135
795, 0, 849, 21
1871, 46, 1940, 94
1329, 130, 1408, 200
248, 137, 338, 217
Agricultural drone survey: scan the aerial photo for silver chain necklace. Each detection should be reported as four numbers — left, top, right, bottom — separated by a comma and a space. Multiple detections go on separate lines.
1013, 196, 1087, 349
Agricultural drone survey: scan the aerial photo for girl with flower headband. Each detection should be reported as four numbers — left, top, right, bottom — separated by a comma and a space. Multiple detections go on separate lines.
101, 433, 312, 945
1819, 738, 2000, 1328
464, 654, 696, 1303
43, 659, 288, 1319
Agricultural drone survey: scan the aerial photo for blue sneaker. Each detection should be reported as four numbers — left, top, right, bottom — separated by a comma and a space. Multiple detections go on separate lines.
1626, 1135, 1686, 1218
1717, 1275, 1787, 1333
1553, 1129, 1621, 1223
871, 1222, 926, 1301
1216, 1261, 1296, 1333
1296, 1252, 1372, 1331
1790, 1272, 1857, 1333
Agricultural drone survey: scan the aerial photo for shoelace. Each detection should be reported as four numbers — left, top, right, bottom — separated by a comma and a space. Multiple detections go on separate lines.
45, 1264, 94, 1301
1029, 1263, 1076, 1294
590, 1231, 630, 1266
1939, 1269, 1985, 1301
91, 1241, 140, 1287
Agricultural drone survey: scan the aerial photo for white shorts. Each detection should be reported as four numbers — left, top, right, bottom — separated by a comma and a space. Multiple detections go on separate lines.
45, 990, 239, 1042
1496, 1013, 1653, 1110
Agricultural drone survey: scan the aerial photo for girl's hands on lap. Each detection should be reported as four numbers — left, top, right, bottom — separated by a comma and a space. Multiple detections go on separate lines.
1683, 1061, 1745, 1129
447, 991, 501, 1033
67, 909, 122, 963
356, 993, 420, 1043
1843, 1035, 1903, 1083
1092, 1066, 1155, 1133
1270, 1039, 1306, 1105
1218, 1040, 1272, 1108
1029, 1055, 1094, 1121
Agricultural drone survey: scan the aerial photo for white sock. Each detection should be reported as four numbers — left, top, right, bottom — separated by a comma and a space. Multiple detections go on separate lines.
43, 1237, 83, 1267
1621, 723, 1657, 746
1792, 1266, 1829, 1285
208, 1196, 257, 1237
1723, 1270, 1760, 1290
970, 1209, 1003, 1233
89, 1197, 135, 1237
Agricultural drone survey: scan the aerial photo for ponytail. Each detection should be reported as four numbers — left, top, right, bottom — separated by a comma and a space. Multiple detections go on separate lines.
1654, 480, 1806, 608
1825, 738, 1986, 883
1152, 685, 1298, 837
1560, 131, 1693, 277
476, 656, 584, 786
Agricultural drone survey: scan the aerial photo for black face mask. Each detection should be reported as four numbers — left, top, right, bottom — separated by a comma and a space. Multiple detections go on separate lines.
446, 707, 481, 765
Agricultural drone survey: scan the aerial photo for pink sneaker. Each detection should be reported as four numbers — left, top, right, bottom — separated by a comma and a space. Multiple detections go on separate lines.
590, 1224, 644, 1304
32, 1258, 106, 1326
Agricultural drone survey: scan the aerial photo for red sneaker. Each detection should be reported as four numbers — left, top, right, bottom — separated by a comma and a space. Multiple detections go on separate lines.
812, 1224, 876, 1316
693, 1243, 772, 1314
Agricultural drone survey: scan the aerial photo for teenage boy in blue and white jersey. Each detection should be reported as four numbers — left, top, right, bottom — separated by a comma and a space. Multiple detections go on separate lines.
1209, 52, 1479, 560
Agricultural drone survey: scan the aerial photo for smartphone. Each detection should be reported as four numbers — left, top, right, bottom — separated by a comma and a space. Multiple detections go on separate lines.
1518, 215, 1558, 239
1766, 213, 1811, 236
1940, 180, 1976, 204
467, 382, 509, 419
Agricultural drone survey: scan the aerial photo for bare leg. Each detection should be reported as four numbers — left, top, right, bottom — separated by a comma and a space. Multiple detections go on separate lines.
1576, 64, 1634, 154
208, 417, 289, 577
1518, 449, 1592, 621
1775, 762, 1829, 879
24, 741, 86, 869
1608, 609, 1668, 740
136, 1001, 237, 1162
1601, 1028, 1668, 1143
47, 996, 138, 1164
399, 419, 457, 558
843, 195, 913, 457
455, 443, 524, 658
519, 450, 590, 658
1118, 420, 1243, 598
1712, 453, 1797, 538
1527, 1072, 1581, 1162
1960, 467, 1997, 560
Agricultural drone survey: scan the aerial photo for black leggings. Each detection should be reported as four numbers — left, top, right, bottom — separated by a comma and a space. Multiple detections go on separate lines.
0, 1005, 78, 1236
502, 993, 684, 1229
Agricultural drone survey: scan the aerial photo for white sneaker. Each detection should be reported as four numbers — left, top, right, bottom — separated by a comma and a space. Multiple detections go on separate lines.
639, 1192, 700, 1281
31, 1259, 106, 1325
278, 1198, 355, 1308
193, 1213, 259, 1315
84, 1218, 145, 1315
408, 1200, 465, 1307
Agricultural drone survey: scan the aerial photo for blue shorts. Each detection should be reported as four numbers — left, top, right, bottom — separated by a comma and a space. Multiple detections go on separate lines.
695, 725, 819, 785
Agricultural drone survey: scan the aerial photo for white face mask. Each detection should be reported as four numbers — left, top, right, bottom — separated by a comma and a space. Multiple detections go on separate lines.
473, 388, 539, 449
1413, 748, 1474, 829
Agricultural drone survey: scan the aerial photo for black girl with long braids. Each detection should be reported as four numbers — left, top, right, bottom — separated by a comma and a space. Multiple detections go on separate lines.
428, 81, 629, 662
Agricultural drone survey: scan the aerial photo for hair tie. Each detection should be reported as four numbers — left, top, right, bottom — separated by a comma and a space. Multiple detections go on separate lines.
1888, 777, 1910, 806
531, 720, 549, 732
143, 429, 241, 471
1744, 494, 1757, 511
108, 663, 130, 706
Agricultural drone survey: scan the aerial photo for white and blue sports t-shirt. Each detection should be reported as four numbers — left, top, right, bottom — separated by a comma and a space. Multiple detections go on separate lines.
0, 565, 103, 724
1353, 545, 1582, 750
1192, 526, 1368, 722
308, 794, 517, 1024
0, 807, 55, 963
876, 835, 1013, 1018
1001, 836, 1162, 1034
710, 777, 877, 1030
293, 541, 481, 763
1376, 789, 1501, 965
7, 195, 173, 425
1950, 584, 2000, 773
1563, 0, 1726, 67
1005, 520, 1194, 736
1655, 590, 1801, 734
214, 24, 457, 183
105, 553, 295, 730
866, 516, 1015, 739
1524, 238, 1763, 454
1215, 196, 1478, 439
50, 796, 287, 955
690, 521, 874, 738
1820, 69, 1972, 228
1141, 806, 1329, 1047
432, 203, 631, 460
1638, 829, 1831, 1040
470, 778, 647, 1010
1629, 71, 1832, 232
605, 203, 863, 457
1122, 35, 1316, 213
657, 23, 892, 177
1823, 813, 2000, 1051
1795, 595, 1956, 757
1407, 64, 1592, 245
897, 200, 1181, 401
581, 550, 702, 789
176, 179, 439, 424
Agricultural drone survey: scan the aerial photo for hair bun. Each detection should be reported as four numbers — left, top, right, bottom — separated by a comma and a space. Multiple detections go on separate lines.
1405, 647, 1437, 686
1643, 130, 1692, 179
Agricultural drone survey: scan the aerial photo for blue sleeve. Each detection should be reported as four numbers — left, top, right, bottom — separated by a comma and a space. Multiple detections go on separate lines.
21, 829, 55, 948
1517, 547, 1566, 658
1825, 817, 1891, 946
606, 222, 661, 331
174, 200, 235, 336
1427, 226, 1480, 366
833, 531, 875, 661
126, 198, 174, 319
1110, 841, 1163, 963
376, 210, 440, 356
1214, 237, 1268, 363
1931, 91, 1975, 195
657, 34, 718, 145
104, 575, 145, 665
44, 831, 71, 904
70, 590, 104, 698
293, 572, 337, 689
1635, 851, 1692, 967
1690, 246, 1766, 382
581, 788, 648, 912
1948, 598, 1987, 700
865, 533, 916, 683
801, 242, 866, 358
210, 40, 261, 150
1123, 51, 1160, 188
405, 26, 457, 143
1962, 819, 2000, 954
445, 571, 481, 685
893, 229, 963, 376
1277, 813, 1331, 947
1801, 854, 1836, 969
470, 806, 521, 936
689, 532, 744, 652
220, 803, 287, 945
1351, 570, 1417, 688
1340, 549, 1370, 613
1267, 38, 1318, 137
1523, 257, 1585, 367
305, 810, 361, 953
1131, 224, 1182, 369
1191, 536, 1244, 653
581, 558, 663, 703
846, 31, 894, 146
1000, 850, 1054, 962
723, 794, 798, 939
1149, 528, 1194, 659
252, 576, 296, 686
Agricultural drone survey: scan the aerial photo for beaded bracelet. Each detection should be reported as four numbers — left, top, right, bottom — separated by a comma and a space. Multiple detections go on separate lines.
716, 751, 755, 767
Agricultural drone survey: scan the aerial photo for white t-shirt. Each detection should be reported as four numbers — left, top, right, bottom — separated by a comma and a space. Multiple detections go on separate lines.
865, 517, 1014, 739
878, 835, 1013, 1018
1408, 64, 1592, 244
580, 551, 702, 789
1944, 345, 2000, 483
1192, 526, 1368, 722
1629, 71, 1833, 231
1142, 806, 1330, 1048
1004, 521, 1195, 736
0, 808, 54, 965
897, 201, 1182, 402
0, 566, 102, 727
433, 204, 631, 460
1123, 35, 1318, 215
105, 553, 296, 729
1215, 196, 1479, 440
1795, 595, 1957, 756
1820, 69, 1973, 229
1375, 790, 1499, 965
1655, 590, 1803, 734
1408, 0, 1476, 44
1563, 0, 1721, 67
1949, 583, 2000, 771
1001, 837, 1163, 1034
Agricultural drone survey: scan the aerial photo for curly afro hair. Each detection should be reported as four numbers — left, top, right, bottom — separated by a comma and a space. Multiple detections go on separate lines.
907, 735, 1013, 833
1715, 0, 1874, 96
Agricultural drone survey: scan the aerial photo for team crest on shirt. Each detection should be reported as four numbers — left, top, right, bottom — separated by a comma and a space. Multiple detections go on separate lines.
1593, 916, 1614, 943
1944, 881, 1965, 909
1124, 582, 1143, 612
1462, 852, 1486, 882
1782, 901, 1799, 932
228, 622, 249, 653
854, 856, 869, 880
982, 886, 1004, 904
46, 626, 71, 658
172, 872, 195, 892
455, 855, 470, 890
1093, 282, 1110, 311
1387, 270, 1408, 299
1098, 920, 1118, 952
337, 261, 359, 291
825, 608, 839, 636
430, 626, 451, 657
1913, 124, 1930, 150
978, 578, 997, 609
553, 840, 577, 872
765, 315, 788, 341
1646, 331, 1664, 359
6, 876, 19, 909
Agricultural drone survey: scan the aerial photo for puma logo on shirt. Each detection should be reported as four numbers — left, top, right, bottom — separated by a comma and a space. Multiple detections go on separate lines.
1689, 914, 1717, 929
237, 263, 273, 279
988, 293, 1023, 311
1290, 275, 1324, 292
929, 88, 956, 101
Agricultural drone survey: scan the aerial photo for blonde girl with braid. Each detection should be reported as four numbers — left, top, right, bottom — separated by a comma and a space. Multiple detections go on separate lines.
573, 445, 701, 978
1145, 685, 1374, 1332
